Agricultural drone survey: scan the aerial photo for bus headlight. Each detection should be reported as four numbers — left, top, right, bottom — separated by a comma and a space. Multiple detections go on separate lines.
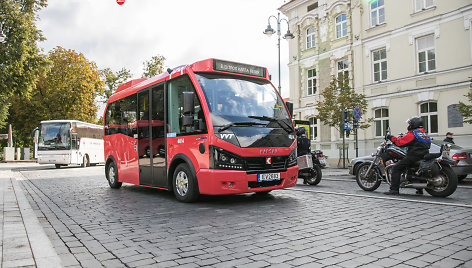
209, 146, 244, 170
287, 147, 297, 167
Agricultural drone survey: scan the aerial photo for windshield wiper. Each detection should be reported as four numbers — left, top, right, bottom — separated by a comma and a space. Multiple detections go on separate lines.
248, 116, 293, 133
218, 121, 266, 132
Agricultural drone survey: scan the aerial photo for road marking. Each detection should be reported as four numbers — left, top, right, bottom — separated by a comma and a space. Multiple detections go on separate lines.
322, 177, 472, 190
287, 188, 472, 209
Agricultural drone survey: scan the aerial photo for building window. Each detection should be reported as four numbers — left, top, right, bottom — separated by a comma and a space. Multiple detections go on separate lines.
306, 27, 315, 49
337, 60, 349, 85
372, 48, 387, 82
370, 0, 385, 27
309, 117, 318, 140
374, 108, 389, 137
307, 68, 317, 95
420, 102, 438, 134
415, 0, 433, 12
336, 14, 347, 39
417, 35, 436, 73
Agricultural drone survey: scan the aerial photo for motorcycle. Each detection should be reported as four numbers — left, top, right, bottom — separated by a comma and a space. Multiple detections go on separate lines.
313, 150, 328, 168
356, 131, 458, 197
297, 152, 323, 186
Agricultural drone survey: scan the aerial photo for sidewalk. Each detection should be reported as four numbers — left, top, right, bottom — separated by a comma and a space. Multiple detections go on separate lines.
0, 163, 62, 268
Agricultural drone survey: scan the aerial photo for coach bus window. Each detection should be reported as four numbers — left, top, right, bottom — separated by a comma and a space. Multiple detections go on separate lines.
167, 75, 206, 136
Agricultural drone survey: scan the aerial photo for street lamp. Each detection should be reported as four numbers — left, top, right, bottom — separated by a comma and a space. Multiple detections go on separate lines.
263, 12, 294, 93
0, 22, 6, 43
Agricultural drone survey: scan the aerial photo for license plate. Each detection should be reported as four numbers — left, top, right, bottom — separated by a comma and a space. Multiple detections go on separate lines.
257, 173, 281, 182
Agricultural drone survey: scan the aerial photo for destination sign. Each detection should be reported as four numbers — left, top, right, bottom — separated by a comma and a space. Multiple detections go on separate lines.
213, 59, 266, 78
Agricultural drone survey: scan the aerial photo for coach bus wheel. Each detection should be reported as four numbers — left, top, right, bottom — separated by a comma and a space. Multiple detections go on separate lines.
55, 164, 61, 169
173, 163, 199, 203
82, 155, 89, 168
106, 161, 122, 189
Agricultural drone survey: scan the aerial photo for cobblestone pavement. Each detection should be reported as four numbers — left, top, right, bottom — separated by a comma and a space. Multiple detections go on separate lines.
17, 165, 472, 268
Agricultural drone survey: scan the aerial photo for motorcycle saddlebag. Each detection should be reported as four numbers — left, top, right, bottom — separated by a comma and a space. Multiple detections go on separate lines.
418, 159, 440, 176
297, 154, 313, 169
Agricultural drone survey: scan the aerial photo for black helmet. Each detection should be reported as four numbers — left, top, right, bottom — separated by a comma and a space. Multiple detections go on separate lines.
295, 126, 306, 136
407, 116, 423, 130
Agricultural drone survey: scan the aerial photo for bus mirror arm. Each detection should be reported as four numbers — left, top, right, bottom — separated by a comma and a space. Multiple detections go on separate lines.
31, 128, 39, 138
286, 101, 294, 118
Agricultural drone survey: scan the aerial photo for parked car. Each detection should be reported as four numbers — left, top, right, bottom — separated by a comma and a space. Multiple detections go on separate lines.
348, 139, 472, 182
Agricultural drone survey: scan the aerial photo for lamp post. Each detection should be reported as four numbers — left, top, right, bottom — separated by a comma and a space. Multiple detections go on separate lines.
263, 12, 294, 93
0, 22, 6, 43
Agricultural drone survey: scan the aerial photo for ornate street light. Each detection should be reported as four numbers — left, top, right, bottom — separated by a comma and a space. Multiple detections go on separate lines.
263, 12, 294, 93
0, 22, 6, 43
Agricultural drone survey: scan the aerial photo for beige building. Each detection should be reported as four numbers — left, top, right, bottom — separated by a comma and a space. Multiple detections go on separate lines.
280, 0, 472, 163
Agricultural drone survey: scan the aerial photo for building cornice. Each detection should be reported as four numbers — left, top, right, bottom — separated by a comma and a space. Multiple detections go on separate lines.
279, 0, 310, 14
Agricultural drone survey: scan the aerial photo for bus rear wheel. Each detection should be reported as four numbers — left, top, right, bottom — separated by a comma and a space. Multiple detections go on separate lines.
106, 161, 122, 189
172, 163, 199, 203
55, 164, 61, 169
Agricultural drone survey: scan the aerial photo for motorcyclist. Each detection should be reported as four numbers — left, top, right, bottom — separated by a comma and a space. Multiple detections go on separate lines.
384, 116, 431, 195
296, 127, 311, 157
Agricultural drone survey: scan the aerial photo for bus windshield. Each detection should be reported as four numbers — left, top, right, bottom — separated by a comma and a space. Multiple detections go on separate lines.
195, 73, 292, 132
38, 122, 71, 150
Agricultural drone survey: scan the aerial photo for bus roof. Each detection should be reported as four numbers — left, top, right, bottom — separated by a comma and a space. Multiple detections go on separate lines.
40, 120, 103, 128
107, 58, 270, 104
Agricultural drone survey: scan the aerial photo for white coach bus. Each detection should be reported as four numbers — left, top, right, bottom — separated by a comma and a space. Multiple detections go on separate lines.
33, 120, 104, 168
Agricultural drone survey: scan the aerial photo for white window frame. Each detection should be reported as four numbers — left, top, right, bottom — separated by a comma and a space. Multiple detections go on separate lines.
306, 27, 315, 49
415, 0, 434, 12
335, 14, 347, 39
307, 68, 317, 96
374, 108, 389, 137
337, 59, 349, 86
372, 48, 387, 82
309, 117, 318, 141
419, 102, 438, 134
416, 35, 436, 73
370, 0, 385, 27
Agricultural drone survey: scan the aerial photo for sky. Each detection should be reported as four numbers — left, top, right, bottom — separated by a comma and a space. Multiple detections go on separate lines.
37, 0, 292, 100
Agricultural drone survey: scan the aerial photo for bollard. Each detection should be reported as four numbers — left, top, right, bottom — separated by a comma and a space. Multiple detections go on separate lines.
17, 147, 21, 160
3, 147, 15, 161
23, 148, 30, 160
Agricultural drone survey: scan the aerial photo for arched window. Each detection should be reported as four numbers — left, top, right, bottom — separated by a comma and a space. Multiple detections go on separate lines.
336, 14, 347, 38
306, 27, 315, 49
374, 108, 389, 137
420, 102, 438, 134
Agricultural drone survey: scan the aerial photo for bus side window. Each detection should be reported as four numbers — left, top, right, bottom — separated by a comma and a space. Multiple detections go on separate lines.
167, 75, 206, 136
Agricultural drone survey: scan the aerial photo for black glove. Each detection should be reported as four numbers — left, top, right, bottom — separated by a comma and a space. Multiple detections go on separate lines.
386, 134, 393, 141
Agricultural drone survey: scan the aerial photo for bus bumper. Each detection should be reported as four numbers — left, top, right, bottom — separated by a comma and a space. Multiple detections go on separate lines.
37, 154, 70, 165
197, 166, 298, 195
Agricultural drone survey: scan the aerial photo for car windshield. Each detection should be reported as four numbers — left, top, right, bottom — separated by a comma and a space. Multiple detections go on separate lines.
431, 139, 462, 150
38, 122, 71, 150
195, 73, 292, 132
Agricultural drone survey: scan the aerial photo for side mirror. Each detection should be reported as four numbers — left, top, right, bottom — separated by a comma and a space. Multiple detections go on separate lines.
31, 128, 39, 138
183, 92, 195, 115
286, 101, 293, 118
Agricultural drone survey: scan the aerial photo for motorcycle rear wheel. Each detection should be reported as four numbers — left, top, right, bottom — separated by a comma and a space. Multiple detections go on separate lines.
356, 162, 382, 191
425, 166, 458, 198
305, 165, 322, 186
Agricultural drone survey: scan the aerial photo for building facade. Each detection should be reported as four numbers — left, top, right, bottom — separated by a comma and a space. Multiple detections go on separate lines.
280, 0, 472, 164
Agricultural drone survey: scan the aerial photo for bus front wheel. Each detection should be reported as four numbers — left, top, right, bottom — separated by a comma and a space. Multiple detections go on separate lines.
82, 155, 90, 168
172, 163, 199, 203
106, 161, 122, 189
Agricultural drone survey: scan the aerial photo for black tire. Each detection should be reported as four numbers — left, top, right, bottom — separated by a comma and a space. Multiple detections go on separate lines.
306, 165, 322, 186
106, 161, 122, 189
55, 164, 61, 169
425, 166, 457, 197
82, 155, 89, 168
356, 162, 382, 191
173, 163, 199, 202
457, 175, 467, 182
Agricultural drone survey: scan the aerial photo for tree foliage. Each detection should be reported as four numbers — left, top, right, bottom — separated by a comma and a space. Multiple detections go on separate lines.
0, 0, 48, 128
142, 55, 166, 78
316, 76, 371, 132
459, 78, 472, 124
9, 46, 105, 146
100, 67, 132, 102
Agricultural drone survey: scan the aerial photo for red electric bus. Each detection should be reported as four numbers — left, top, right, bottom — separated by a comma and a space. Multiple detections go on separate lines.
103, 59, 298, 202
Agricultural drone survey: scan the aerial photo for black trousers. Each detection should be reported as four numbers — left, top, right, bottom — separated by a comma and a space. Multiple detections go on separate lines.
390, 155, 421, 191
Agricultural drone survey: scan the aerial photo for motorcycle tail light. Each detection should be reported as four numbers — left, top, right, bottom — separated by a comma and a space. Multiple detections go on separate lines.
452, 152, 467, 160
386, 160, 393, 166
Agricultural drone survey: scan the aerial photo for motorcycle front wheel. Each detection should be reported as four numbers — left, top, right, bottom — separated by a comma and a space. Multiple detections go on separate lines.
356, 162, 382, 191
305, 165, 322, 186
425, 166, 458, 198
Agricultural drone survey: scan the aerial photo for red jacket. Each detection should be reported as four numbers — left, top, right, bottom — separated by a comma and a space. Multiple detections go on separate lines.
391, 128, 431, 158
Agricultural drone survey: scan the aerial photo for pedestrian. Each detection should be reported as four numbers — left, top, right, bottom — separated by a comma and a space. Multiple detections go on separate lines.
384, 116, 431, 195
443, 132, 455, 144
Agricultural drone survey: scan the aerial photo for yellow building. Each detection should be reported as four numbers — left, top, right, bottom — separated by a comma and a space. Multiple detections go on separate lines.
280, 0, 472, 164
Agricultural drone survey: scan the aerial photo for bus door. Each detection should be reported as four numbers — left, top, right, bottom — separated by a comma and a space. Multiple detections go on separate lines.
70, 123, 79, 164
151, 84, 166, 187
138, 90, 152, 186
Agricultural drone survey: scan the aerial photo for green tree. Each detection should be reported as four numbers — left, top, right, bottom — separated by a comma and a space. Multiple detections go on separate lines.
142, 55, 166, 78
316, 76, 371, 132
0, 0, 48, 128
459, 78, 472, 124
9, 46, 105, 146
100, 67, 132, 102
